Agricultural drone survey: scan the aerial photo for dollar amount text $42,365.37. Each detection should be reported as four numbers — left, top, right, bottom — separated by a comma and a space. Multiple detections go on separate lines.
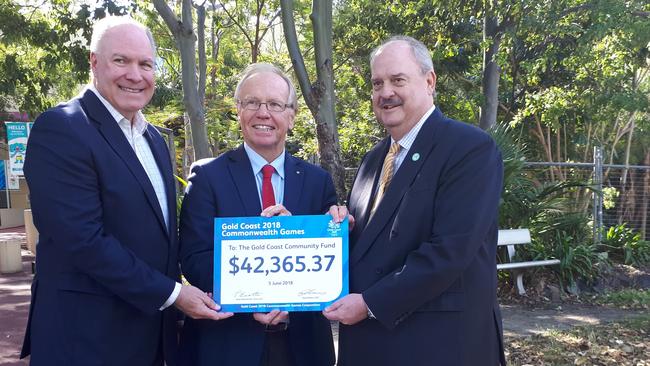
228, 255, 335, 276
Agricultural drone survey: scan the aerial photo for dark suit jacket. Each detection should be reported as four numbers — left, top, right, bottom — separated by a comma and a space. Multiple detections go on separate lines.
21, 90, 180, 366
338, 108, 506, 366
177, 146, 337, 366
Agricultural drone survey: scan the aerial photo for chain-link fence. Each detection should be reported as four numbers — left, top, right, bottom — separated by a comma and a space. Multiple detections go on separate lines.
525, 147, 650, 242
344, 147, 650, 242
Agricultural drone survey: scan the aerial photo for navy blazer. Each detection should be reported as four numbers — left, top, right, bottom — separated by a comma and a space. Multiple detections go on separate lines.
178, 146, 337, 366
338, 108, 507, 366
21, 90, 180, 365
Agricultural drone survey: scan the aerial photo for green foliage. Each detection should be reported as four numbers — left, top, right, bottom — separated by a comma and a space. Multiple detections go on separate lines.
331, 63, 384, 167
600, 224, 650, 266
491, 124, 608, 287
4, 1, 649, 254
529, 230, 604, 288
0, 0, 129, 115
601, 187, 619, 210
491, 125, 593, 230
505, 0, 650, 165
593, 289, 650, 309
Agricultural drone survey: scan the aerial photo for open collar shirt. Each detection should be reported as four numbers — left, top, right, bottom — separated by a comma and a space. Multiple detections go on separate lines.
87, 85, 178, 309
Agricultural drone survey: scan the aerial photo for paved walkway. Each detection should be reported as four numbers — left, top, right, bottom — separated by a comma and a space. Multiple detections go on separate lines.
500, 304, 646, 338
0, 226, 646, 365
0, 227, 30, 366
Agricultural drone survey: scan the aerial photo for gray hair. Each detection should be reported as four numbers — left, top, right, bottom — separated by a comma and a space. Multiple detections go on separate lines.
234, 63, 298, 110
370, 35, 434, 75
90, 16, 156, 58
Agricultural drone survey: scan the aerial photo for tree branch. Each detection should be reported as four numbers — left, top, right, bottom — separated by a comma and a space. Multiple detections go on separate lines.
197, 4, 206, 103
152, 0, 181, 35
258, 9, 282, 44
218, 0, 255, 50
280, 0, 316, 111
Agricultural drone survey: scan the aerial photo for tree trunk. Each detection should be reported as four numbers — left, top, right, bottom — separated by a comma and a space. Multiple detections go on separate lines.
479, 0, 501, 130
197, 4, 207, 105
153, 0, 211, 160
209, 2, 224, 88
280, 0, 346, 200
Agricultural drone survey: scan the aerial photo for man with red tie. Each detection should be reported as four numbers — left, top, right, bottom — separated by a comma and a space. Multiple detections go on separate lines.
177, 63, 337, 366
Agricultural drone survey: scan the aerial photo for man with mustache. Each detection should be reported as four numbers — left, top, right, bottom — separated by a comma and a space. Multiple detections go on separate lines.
177, 63, 336, 366
324, 35, 506, 365
20, 16, 231, 366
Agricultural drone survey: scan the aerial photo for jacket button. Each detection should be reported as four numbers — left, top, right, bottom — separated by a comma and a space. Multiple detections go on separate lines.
375, 268, 383, 275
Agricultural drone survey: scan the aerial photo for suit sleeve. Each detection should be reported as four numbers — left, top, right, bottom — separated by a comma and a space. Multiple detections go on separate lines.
178, 163, 216, 292
362, 134, 503, 329
24, 110, 175, 314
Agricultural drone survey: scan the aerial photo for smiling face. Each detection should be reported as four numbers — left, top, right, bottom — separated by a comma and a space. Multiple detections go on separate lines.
90, 24, 155, 122
370, 40, 436, 141
237, 71, 295, 162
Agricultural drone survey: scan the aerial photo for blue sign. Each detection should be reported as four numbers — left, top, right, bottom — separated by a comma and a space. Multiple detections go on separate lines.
5, 122, 31, 176
214, 215, 349, 313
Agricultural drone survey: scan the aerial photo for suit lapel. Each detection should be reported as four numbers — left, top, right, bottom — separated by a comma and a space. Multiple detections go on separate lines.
227, 145, 264, 216
143, 126, 176, 237
80, 90, 169, 237
283, 153, 305, 214
350, 109, 447, 264
349, 138, 389, 238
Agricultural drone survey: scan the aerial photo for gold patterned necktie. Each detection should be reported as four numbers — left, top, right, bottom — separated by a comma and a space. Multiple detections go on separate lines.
371, 142, 401, 214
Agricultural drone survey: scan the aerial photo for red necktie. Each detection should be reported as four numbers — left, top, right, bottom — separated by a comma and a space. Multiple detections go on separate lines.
261, 165, 276, 209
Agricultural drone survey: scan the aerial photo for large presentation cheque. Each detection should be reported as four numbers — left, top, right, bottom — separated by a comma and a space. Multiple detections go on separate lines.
214, 215, 349, 313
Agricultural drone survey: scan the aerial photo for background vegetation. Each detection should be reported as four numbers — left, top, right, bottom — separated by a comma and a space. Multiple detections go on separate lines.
1, 0, 649, 289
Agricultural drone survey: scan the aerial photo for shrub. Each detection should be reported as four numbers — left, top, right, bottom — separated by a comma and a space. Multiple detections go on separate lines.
528, 230, 606, 289
490, 125, 608, 289
600, 224, 650, 266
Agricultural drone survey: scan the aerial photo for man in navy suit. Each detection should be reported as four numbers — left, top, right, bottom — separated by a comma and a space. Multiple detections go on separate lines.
324, 36, 506, 365
178, 63, 336, 366
21, 16, 231, 366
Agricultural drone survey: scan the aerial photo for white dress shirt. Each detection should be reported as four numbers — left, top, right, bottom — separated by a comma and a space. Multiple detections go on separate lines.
244, 142, 286, 206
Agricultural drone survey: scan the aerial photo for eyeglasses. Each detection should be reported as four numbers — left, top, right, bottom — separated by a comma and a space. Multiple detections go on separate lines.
238, 99, 293, 112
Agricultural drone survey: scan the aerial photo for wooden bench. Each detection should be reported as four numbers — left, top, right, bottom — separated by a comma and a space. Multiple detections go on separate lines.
496, 229, 561, 295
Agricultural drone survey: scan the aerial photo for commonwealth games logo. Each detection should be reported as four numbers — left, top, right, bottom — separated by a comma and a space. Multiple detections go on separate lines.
327, 220, 341, 236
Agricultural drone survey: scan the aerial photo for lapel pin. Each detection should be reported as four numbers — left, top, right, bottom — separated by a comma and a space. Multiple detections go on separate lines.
412, 153, 420, 162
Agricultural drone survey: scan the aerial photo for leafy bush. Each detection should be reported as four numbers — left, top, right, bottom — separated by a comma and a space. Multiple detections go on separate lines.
490, 125, 609, 289
528, 230, 605, 289
593, 289, 650, 309
600, 224, 650, 266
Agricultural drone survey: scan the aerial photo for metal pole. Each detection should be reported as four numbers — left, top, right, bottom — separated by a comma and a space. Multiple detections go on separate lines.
4, 160, 10, 209
593, 146, 603, 244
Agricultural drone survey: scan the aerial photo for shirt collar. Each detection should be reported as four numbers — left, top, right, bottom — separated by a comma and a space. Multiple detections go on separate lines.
392, 105, 436, 150
243, 143, 286, 179
87, 84, 148, 135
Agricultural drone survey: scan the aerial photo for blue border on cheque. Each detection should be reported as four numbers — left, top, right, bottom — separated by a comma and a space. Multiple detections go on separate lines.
214, 215, 349, 313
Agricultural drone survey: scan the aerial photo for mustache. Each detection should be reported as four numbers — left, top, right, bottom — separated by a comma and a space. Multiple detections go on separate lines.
378, 98, 402, 108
